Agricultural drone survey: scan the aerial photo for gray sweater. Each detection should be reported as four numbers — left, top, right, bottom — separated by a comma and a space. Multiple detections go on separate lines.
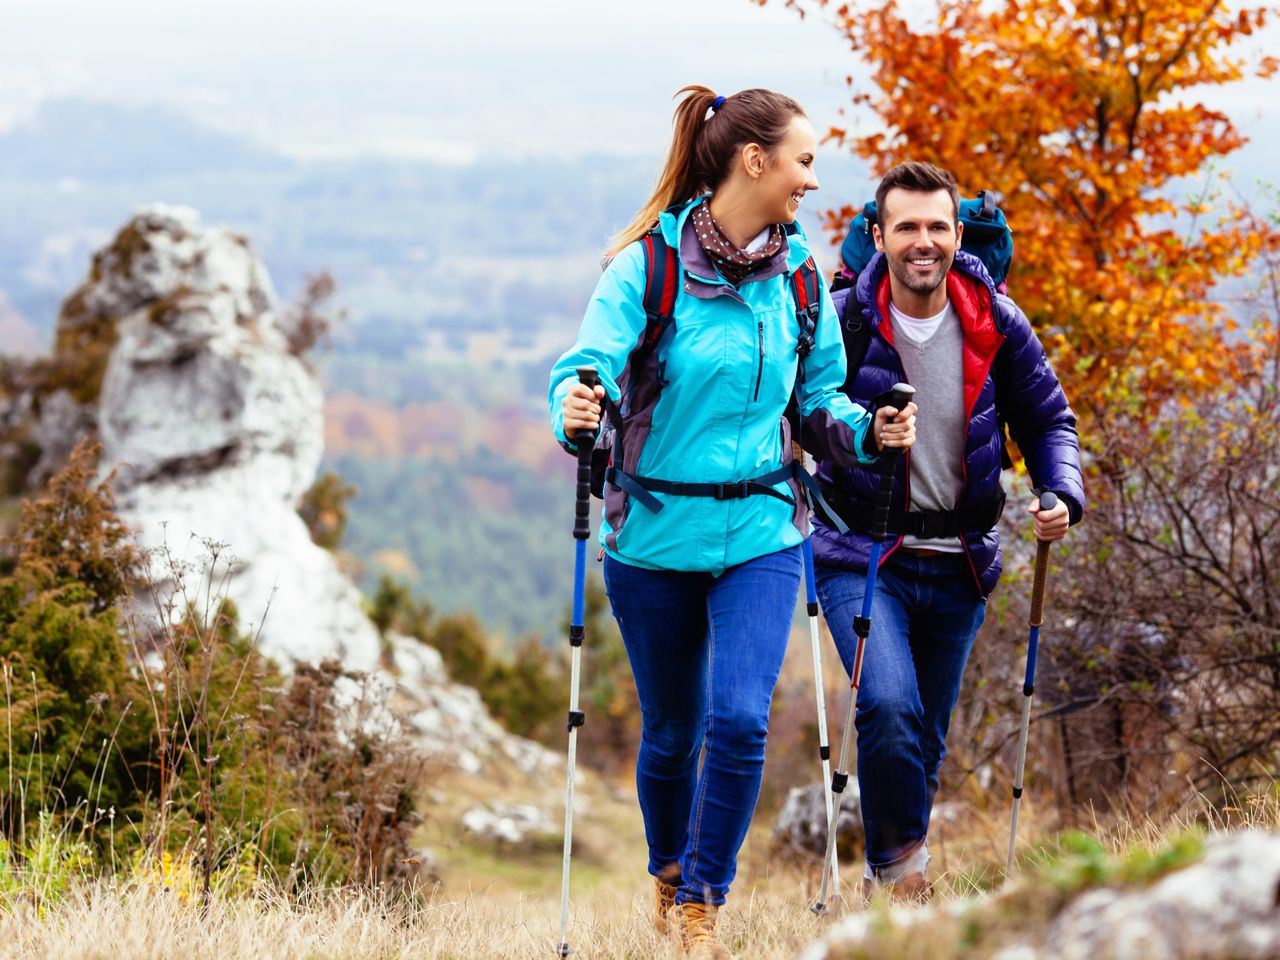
889, 301, 966, 553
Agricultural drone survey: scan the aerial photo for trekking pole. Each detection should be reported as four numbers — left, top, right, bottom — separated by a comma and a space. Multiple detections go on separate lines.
802, 533, 840, 900
558, 366, 598, 958
813, 382, 914, 917
1005, 489, 1056, 877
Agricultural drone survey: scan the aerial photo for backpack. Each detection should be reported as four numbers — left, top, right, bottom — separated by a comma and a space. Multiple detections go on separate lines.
832, 191, 1016, 469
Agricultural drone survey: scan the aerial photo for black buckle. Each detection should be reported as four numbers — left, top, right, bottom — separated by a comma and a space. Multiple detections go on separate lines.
796, 330, 817, 360
978, 191, 997, 221
713, 481, 750, 500
916, 512, 955, 539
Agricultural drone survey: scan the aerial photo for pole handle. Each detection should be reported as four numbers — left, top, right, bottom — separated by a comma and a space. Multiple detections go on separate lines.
572, 367, 599, 541
571, 366, 601, 443
870, 383, 915, 541
1029, 491, 1056, 626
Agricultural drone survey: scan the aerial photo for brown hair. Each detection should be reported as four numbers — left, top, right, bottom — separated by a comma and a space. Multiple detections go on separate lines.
607, 85, 806, 255
874, 161, 960, 227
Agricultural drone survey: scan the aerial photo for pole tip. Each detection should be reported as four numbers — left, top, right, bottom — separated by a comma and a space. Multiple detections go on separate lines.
558, 943, 572, 958
810, 901, 827, 917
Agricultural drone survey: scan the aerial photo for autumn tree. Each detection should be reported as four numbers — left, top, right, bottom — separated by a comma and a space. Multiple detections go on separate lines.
759, 0, 1280, 809
769, 0, 1276, 426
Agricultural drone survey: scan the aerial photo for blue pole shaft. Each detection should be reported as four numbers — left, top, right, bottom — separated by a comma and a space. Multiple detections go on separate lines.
572, 540, 587, 628
559, 367, 598, 957
802, 536, 818, 606
1024, 625, 1040, 694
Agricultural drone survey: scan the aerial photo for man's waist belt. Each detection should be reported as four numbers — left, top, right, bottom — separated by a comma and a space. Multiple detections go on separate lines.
606, 464, 797, 514
817, 485, 1006, 538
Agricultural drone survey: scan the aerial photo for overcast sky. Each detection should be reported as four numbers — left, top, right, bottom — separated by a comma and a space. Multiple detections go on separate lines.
1, 0, 1276, 175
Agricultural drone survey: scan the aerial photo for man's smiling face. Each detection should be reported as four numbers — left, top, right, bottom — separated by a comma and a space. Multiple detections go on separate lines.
873, 187, 963, 299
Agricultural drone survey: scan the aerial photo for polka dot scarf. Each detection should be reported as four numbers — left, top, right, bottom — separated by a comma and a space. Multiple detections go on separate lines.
690, 199, 783, 287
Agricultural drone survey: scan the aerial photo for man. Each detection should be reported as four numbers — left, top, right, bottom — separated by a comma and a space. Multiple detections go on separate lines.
810, 161, 1084, 898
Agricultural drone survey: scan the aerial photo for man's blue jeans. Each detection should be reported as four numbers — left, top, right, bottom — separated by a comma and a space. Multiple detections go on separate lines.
602, 546, 801, 906
815, 552, 986, 874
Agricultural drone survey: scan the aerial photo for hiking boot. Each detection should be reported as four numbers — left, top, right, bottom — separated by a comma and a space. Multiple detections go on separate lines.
863, 871, 933, 904
893, 870, 933, 902
670, 901, 733, 959
652, 870, 679, 936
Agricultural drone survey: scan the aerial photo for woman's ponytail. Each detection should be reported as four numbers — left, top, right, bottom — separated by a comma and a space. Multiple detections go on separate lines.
607, 85, 719, 256
607, 86, 805, 256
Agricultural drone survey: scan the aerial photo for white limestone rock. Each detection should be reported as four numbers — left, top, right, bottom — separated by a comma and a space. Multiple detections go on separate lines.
49, 204, 379, 670
389, 633, 559, 778
1006, 830, 1280, 960
773, 781, 863, 860
800, 830, 1280, 960
461, 803, 557, 846
32, 205, 561, 780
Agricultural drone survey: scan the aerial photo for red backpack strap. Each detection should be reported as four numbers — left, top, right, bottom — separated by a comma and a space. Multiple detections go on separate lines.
790, 256, 821, 382
639, 229, 679, 353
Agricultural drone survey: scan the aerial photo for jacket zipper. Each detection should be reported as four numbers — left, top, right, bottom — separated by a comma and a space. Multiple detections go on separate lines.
753, 321, 765, 402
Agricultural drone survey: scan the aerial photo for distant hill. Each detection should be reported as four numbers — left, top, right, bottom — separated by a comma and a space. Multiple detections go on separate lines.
0, 99, 290, 179
332, 448, 576, 643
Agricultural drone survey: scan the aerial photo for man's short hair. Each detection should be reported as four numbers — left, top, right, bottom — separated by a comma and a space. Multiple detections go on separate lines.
875, 161, 961, 227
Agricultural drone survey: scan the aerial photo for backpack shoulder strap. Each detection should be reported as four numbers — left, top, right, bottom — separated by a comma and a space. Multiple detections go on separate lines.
783, 257, 822, 442
835, 283, 873, 397
789, 257, 821, 382
638, 228, 679, 356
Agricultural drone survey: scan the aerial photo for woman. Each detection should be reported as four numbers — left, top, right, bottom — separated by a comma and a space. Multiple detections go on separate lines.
549, 85, 915, 958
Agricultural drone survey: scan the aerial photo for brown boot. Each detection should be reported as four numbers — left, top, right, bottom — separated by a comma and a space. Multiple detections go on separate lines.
864, 871, 933, 903
670, 901, 733, 959
652, 863, 682, 936
893, 870, 933, 902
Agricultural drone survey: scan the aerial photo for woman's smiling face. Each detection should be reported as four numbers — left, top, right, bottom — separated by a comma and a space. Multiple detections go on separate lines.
752, 114, 820, 225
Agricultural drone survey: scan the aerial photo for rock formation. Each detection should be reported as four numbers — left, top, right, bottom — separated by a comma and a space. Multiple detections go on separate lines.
45, 204, 379, 668
773, 781, 863, 863
24, 205, 557, 779
801, 830, 1280, 960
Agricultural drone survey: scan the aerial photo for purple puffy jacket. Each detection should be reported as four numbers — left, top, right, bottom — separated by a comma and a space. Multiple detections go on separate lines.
811, 250, 1085, 598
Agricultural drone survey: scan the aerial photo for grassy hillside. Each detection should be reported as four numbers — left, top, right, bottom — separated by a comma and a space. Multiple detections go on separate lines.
332, 447, 575, 643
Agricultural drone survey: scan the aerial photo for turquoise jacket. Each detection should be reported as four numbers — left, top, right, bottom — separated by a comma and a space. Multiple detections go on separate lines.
549, 198, 877, 575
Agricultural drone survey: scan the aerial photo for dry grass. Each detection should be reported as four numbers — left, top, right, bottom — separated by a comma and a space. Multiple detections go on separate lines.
0, 790, 1275, 959
0, 876, 825, 960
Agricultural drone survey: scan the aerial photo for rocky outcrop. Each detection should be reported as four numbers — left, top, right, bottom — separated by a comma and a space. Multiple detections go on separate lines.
773, 782, 863, 862
25, 204, 367, 667
26, 205, 558, 779
68, 205, 380, 668
1002, 830, 1280, 960
461, 803, 557, 846
801, 830, 1280, 960
389, 632, 558, 778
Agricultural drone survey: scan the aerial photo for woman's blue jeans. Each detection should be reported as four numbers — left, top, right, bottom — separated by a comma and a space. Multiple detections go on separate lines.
815, 552, 986, 874
603, 545, 801, 906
